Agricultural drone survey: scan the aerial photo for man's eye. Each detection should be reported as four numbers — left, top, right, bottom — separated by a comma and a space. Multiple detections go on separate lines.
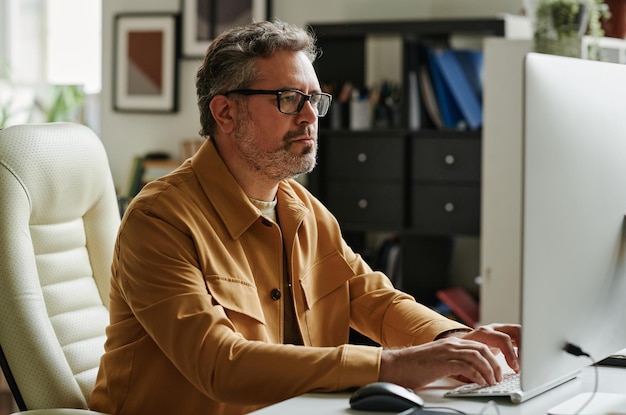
280, 93, 298, 103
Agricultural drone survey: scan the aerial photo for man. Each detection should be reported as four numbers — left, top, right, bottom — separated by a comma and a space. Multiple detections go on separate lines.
90, 19, 519, 415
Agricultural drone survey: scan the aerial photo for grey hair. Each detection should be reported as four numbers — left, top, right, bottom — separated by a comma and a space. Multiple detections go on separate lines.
196, 19, 320, 138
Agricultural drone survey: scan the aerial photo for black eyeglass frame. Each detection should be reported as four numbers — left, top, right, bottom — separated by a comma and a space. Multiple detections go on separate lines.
225, 89, 332, 117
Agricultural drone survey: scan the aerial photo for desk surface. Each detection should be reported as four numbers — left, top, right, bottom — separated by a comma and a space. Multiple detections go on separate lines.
251, 365, 626, 415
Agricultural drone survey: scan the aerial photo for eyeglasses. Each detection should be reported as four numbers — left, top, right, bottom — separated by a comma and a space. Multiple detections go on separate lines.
226, 89, 332, 117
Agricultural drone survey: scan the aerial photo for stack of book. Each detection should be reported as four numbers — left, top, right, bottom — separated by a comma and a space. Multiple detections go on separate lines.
126, 154, 181, 200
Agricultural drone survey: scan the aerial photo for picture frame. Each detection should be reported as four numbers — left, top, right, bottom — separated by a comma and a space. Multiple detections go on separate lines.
181, 0, 269, 59
113, 13, 178, 113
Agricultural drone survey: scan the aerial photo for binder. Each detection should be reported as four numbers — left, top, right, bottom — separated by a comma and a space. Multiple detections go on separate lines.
436, 287, 479, 327
430, 48, 483, 130
418, 63, 444, 129
454, 49, 484, 100
127, 155, 145, 199
406, 43, 422, 130
426, 49, 464, 129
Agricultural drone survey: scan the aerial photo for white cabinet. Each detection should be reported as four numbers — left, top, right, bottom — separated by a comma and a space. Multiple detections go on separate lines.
480, 38, 532, 325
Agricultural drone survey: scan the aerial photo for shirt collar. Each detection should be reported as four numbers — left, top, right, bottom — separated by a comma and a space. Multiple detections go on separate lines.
190, 139, 309, 239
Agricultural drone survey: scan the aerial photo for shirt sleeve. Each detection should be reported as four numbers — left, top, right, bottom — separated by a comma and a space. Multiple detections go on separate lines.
340, 238, 469, 347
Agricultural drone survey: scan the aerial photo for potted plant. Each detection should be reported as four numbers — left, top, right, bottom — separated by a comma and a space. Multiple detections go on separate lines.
33, 85, 85, 123
534, 0, 609, 58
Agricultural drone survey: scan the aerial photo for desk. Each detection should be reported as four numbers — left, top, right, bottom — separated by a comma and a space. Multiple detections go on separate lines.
251, 365, 626, 415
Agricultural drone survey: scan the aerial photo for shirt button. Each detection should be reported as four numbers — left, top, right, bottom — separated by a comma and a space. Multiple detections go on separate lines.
271, 288, 281, 300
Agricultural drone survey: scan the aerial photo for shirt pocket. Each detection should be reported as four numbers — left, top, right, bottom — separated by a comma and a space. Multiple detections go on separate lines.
299, 251, 354, 310
205, 275, 266, 326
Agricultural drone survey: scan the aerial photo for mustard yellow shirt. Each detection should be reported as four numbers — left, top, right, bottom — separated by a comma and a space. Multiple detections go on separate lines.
89, 140, 466, 415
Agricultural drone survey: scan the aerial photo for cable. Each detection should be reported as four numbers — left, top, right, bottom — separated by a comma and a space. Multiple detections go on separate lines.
564, 342, 590, 358
422, 405, 467, 414
563, 342, 598, 415
478, 400, 501, 415
397, 405, 468, 414
397, 399, 501, 415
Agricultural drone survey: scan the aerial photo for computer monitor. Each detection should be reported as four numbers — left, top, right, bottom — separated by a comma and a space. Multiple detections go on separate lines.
481, 52, 626, 401
519, 51, 626, 392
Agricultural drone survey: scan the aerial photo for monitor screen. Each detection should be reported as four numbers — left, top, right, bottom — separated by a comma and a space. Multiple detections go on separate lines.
519, 52, 626, 392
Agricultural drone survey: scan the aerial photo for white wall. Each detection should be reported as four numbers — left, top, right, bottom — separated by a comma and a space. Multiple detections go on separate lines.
101, 0, 524, 195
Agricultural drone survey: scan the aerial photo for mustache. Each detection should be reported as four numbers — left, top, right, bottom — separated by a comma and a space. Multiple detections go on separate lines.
284, 126, 314, 141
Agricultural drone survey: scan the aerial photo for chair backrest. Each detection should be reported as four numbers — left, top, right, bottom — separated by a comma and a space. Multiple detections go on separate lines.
0, 122, 120, 410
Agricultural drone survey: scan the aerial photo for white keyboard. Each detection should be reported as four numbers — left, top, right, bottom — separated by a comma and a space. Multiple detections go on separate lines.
445, 372, 524, 403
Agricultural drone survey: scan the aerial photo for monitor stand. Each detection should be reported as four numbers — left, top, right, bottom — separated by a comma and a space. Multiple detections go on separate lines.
548, 392, 626, 415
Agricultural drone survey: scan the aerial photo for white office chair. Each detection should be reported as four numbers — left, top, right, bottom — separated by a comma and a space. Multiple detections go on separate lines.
0, 122, 119, 414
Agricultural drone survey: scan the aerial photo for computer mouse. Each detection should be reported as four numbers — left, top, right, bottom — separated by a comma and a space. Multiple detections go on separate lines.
349, 381, 425, 412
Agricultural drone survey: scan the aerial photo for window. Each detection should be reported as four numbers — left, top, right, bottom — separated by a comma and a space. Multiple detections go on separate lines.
0, 0, 101, 127
47, 0, 102, 93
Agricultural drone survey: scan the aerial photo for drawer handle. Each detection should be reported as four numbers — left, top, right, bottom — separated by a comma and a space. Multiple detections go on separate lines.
357, 153, 368, 163
444, 154, 455, 165
444, 202, 455, 213
358, 199, 369, 209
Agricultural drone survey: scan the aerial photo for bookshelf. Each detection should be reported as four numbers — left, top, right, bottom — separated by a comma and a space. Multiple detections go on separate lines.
119, 156, 183, 216
126, 157, 182, 200
306, 16, 531, 308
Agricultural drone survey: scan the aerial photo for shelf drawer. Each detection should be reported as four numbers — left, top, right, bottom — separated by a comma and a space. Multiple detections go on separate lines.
326, 180, 404, 229
325, 135, 404, 180
410, 184, 480, 235
411, 137, 481, 182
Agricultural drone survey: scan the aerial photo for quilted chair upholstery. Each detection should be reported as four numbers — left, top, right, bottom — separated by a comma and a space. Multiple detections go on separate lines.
0, 122, 118, 415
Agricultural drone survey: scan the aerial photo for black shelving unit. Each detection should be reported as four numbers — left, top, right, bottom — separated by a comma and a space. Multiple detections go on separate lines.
306, 18, 517, 306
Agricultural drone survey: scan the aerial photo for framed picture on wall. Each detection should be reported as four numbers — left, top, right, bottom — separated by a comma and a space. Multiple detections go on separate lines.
113, 13, 178, 113
181, 0, 269, 59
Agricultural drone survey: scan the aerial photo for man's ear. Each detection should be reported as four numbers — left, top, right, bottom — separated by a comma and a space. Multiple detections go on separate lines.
209, 95, 236, 134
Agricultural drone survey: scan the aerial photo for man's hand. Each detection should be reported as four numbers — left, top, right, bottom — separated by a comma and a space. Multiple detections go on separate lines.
378, 323, 520, 389
455, 323, 520, 374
